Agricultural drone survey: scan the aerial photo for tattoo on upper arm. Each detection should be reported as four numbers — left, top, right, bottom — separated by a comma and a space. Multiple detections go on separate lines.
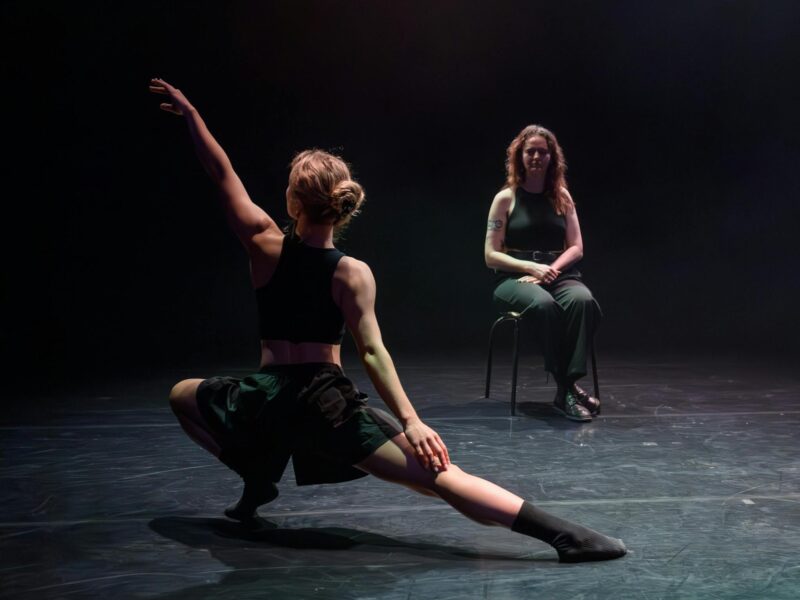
487, 219, 503, 231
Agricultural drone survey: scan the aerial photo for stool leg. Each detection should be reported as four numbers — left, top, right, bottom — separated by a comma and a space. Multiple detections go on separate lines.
511, 318, 520, 416
485, 316, 503, 398
485, 342, 493, 399
591, 337, 600, 400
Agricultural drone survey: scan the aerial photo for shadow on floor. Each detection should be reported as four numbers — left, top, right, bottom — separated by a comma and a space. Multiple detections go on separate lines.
149, 516, 546, 563
146, 516, 550, 599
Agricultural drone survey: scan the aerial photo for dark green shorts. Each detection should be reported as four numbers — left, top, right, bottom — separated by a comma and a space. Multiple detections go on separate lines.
195, 363, 402, 486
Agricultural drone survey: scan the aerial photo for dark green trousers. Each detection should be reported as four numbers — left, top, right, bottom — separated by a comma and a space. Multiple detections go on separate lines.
493, 275, 601, 384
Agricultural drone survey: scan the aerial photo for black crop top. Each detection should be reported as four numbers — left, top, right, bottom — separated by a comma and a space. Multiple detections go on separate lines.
255, 235, 346, 344
505, 188, 566, 251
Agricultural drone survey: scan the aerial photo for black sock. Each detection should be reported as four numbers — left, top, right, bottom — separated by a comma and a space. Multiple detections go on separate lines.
511, 501, 626, 562
218, 450, 279, 521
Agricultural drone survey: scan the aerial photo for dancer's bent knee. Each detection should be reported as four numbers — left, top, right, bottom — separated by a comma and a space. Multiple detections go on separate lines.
168, 378, 203, 414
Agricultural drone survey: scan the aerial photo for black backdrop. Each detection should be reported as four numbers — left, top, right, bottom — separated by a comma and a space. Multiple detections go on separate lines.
5, 1, 799, 382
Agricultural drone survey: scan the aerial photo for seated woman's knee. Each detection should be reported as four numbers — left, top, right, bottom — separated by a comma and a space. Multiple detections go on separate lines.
530, 296, 559, 317
562, 285, 594, 308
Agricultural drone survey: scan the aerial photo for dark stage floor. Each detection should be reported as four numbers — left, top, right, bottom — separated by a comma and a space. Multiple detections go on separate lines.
2, 354, 800, 599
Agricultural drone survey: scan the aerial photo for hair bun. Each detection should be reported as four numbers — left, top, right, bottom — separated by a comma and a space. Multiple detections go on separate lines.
331, 180, 364, 218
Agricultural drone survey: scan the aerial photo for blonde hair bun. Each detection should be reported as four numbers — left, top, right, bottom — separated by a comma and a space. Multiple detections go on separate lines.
331, 180, 365, 218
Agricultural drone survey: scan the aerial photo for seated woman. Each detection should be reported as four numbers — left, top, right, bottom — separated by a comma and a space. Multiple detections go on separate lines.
485, 125, 602, 422
151, 79, 625, 562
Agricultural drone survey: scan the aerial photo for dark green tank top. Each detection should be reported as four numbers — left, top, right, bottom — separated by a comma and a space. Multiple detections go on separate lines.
505, 187, 566, 251
255, 235, 346, 344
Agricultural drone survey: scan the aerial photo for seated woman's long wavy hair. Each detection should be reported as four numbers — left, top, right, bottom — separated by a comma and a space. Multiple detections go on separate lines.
504, 125, 574, 215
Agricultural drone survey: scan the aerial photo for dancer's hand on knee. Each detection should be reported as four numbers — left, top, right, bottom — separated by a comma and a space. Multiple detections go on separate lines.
404, 419, 450, 472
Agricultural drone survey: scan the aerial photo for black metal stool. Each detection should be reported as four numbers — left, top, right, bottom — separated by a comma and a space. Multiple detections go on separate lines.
484, 311, 600, 416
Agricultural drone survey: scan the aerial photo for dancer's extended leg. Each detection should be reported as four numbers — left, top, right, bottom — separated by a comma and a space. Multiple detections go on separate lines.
358, 433, 522, 526
357, 433, 626, 562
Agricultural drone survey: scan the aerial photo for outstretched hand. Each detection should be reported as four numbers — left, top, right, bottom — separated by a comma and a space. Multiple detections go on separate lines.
404, 418, 451, 472
149, 78, 193, 116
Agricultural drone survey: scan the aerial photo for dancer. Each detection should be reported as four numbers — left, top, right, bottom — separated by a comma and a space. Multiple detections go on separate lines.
152, 79, 625, 562
485, 125, 602, 422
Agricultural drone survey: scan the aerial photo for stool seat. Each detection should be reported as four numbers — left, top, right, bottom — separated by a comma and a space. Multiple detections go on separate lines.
484, 311, 600, 416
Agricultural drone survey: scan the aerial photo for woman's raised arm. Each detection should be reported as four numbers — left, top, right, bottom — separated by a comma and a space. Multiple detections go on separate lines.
149, 78, 276, 246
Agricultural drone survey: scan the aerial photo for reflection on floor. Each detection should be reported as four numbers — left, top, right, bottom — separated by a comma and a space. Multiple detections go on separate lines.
2, 354, 799, 599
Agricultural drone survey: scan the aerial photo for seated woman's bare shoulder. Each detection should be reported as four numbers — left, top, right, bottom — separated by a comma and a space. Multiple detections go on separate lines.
495, 187, 514, 202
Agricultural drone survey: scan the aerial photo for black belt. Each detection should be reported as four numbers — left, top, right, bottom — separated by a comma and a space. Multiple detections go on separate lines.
507, 249, 563, 263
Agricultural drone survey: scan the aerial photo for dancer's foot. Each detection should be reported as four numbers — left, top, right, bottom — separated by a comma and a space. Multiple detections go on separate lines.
512, 501, 627, 563
224, 479, 279, 522
550, 525, 627, 563
553, 387, 592, 422
571, 383, 600, 416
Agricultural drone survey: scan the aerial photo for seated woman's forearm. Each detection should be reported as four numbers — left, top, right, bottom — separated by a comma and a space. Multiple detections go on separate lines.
550, 246, 583, 272
485, 250, 533, 273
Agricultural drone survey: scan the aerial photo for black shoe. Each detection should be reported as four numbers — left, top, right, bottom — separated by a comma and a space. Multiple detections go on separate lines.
571, 383, 600, 416
224, 479, 279, 522
553, 388, 592, 422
